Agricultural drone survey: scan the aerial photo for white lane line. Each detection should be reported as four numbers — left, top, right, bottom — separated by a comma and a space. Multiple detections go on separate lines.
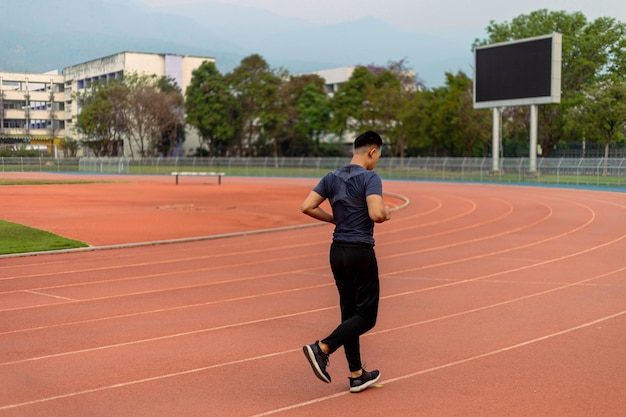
248, 311, 626, 417
23, 290, 77, 302
4, 247, 625, 365
2, 311, 623, 413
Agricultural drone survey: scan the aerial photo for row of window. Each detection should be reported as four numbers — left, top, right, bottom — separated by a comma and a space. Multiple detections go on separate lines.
2, 101, 66, 111
0, 81, 65, 93
75, 71, 123, 90
2, 119, 66, 129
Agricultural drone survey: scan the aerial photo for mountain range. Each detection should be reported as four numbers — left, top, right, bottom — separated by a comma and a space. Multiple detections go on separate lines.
0, 0, 482, 87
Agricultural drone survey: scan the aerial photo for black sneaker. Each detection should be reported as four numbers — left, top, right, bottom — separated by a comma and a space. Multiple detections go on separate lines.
349, 368, 380, 393
303, 341, 331, 383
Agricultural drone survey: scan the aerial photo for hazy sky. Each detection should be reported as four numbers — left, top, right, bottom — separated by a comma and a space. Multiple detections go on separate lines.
136, 0, 626, 32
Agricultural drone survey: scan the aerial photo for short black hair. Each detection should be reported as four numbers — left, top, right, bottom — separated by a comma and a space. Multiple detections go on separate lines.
353, 131, 383, 149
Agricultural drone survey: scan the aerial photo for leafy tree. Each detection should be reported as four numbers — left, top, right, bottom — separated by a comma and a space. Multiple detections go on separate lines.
255, 67, 286, 158
329, 66, 376, 135
58, 137, 80, 157
185, 61, 234, 156
155, 76, 186, 156
226, 54, 280, 156
295, 82, 331, 155
330, 61, 419, 157
402, 90, 432, 156
74, 79, 128, 157
124, 73, 185, 157
446, 72, 492, 157
360, 71, 402, 133
403, 72, 491, 157
374, 60, 422, 159
361, 71, 407, 155
420, 84, 458, 156
365, 58, 424, 91
75, 73, 184, 157
255, 73, 322, 157
578, 81, 626, 169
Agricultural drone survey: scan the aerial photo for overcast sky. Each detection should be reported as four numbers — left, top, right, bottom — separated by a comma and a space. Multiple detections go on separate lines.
136, 0, 626, 32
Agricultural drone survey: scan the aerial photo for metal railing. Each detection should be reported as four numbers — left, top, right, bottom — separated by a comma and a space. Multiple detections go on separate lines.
2, 156, 626, 188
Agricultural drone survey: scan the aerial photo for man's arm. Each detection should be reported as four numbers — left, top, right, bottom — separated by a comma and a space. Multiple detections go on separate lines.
301, 191, 334, 223
366, 194, 391, 223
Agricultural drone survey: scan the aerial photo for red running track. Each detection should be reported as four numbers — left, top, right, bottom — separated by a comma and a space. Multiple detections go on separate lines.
1, 175, 625, 416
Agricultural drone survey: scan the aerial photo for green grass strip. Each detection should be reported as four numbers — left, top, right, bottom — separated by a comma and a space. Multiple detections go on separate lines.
0, 220, 88, 255
0, 179, 109, 186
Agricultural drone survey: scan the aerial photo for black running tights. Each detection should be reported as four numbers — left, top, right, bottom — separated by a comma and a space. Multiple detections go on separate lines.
322, 241, 380, 372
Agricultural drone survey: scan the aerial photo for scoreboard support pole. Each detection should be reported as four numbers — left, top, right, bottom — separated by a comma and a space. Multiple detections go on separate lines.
492, 107, 501, 172
491, 105, 539, 175
529, 104, 538, 174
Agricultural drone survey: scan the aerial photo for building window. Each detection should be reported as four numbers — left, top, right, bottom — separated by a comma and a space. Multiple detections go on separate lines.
3, 100, 26, 110
3, 120, 23, 129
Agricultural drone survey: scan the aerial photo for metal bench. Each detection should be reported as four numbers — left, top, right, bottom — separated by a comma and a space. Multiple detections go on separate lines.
171, 171, 225, 185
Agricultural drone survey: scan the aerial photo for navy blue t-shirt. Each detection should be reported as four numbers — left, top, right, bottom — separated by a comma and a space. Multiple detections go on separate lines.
313, 164, 383, 245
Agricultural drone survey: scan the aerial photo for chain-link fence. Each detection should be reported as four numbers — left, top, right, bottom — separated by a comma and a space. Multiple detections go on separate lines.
3, 156, 626, 187
0, 157, 81, 173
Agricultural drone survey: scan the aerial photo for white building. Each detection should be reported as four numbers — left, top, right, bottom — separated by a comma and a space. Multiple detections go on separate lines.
309, 66, 355, 96
0, 70, 66, 155
1, 51, 215, 157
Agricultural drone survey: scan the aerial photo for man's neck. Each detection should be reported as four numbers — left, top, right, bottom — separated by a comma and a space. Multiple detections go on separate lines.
350, 156, 370, 170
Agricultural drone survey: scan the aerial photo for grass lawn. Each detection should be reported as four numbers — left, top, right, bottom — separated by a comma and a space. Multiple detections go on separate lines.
0, 179, 106, 186
0, 220, 88, 255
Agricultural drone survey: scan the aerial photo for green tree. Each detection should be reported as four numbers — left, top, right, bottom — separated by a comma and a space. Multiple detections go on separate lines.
402, 90, 432, 156
360, 71, 402, 133
295, 82, 331, 155
374, 60, 422, 159
124, 73, 185, 157
185, 61, 234, 156
361, 70, 409, 156
421, 83, 458, 156
403, 72, 491, 157
226, 54, 280, 156
74, 79, 128, 157
330, 61, 419, 157
75, 73, 185, 157
330, 67, 376, 135
579, 81, 626, 169
155, 76, 186, 156
254, 67, 285, 158
58, 137, 80, 157
259, 73, 329, 157
446, 72, 492, 157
